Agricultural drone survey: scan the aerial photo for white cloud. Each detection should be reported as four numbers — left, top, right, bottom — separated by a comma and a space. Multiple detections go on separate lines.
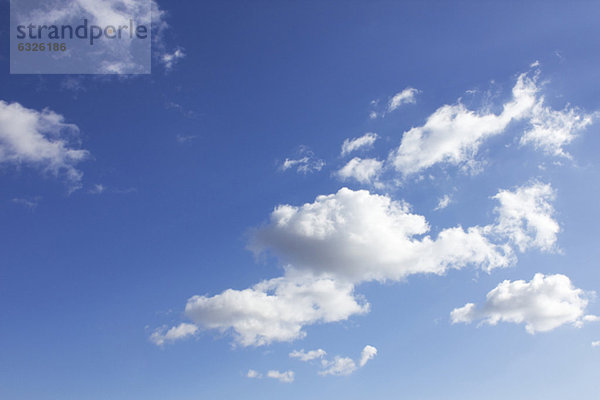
388, 88, 419, 112
150, 323, 198, 346
492, 182, 559, 252
0, 100, 89, 184
451, 273, 597, 334
434, 194, 452, 211
592, 341, 600, 347
266, 370, 294, 383
289, 349, 327, 361
520, 102, 594, 157
319, 356, 356, 376
336, 157, 383, 184
247, 369, 261, 378
389, 72, 538, 176
359, 345, 377, 367
341, 132, 378, 156
318, 344, 377, 376
184, 275, 368, 347
161, 48, 185, 70
251, 187, 512, 283
157, 181, 560, 347
281, 146, 325, 174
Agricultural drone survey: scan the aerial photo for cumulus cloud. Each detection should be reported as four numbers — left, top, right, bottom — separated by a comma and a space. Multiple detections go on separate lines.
389, 72, 538, 176
359, 345, 377, 367
520, 102, 594, 157
289, 349, 327, 361
451, 273, 597, 334
150, 323, 198, 346
388, 69, 596, 176
281, 146, 325, 174
341, 132, 378, 156
183, 275, 368, 346
0, 100, 89, 184
492, 182, 559, 252
155, 180, 559, 347
592, 341, 600, 347
388, 88, 419, 112
251, 187, 511, 283
266, 370, 294, 383
336, 157, 383, 184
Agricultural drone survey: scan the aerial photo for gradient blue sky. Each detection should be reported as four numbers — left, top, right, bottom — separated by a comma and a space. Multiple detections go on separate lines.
1, 1, 600, 399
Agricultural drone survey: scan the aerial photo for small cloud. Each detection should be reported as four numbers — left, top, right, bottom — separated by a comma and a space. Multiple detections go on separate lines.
434, 194, 452, 211
280, 146, 325, 174
247, 369, 262, 378
319, 356, 356, 376
266, 370, 294, 383
289, 349, 327, 362
359, 345, 377, 367
336, 157, 383, 185
388, 87, 419, 112
150, 323, 198, 346
88, 184, 106, 194
530, 60, 540, 68
162, 48, 185, 71
341, 132, 378, 156
592, 341, 600, 347
451, 273, 595, 334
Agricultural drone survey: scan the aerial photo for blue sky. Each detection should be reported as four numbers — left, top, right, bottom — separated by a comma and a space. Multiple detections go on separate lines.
1, 1, 600, 399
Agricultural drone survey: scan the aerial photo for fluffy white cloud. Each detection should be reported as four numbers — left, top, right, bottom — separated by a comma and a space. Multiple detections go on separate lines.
183, 275, 368, 347
266, 370, 294, 383
336, 158, 383, 184
389, 72, 537, 176
289, 349, 327, 361
388, 88, 419, 112
157, 181, 559, 347
592, 341, 600, 347
451, 273, 597, 334
0, 100, 89, 183
520, 102, 594, 157
341, 132, 378, 156
492, 182, 559, 252
251, 187, 511, 283
150, 323, 198, 346
281, 146, 325, 174
434, 194, 452, 211
359, 345, 377, 367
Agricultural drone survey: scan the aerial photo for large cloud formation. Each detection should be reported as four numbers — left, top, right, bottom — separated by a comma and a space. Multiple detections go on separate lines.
451, 273, 597, 333
153, 181, 559, 347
